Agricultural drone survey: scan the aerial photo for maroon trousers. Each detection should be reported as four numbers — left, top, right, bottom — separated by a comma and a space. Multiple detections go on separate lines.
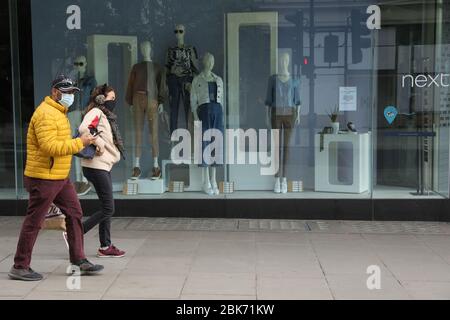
14, 177, 86, 269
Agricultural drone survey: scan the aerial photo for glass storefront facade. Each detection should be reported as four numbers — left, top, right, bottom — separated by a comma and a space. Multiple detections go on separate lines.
1, 0, 450, 217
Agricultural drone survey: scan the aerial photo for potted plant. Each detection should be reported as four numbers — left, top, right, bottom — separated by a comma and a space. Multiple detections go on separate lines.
327, 105, 340, 134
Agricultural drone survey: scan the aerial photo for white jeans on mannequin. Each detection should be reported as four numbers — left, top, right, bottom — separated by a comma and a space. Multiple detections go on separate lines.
202, 167, 219, 195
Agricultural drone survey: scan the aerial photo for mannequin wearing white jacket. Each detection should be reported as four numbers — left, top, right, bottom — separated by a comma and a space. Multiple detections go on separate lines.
191, 53, 224, 195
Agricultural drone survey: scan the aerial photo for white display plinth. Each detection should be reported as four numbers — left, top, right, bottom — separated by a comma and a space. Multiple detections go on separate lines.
137, 178, 165, 194
315, 132, 371, 194
162, 160, 203, 192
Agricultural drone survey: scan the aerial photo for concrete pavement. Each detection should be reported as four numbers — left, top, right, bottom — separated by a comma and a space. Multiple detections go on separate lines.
1, 217, 450, 300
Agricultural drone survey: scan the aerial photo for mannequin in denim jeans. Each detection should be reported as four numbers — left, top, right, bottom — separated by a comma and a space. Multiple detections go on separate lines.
191, 53, 224, 195
265, 53, 301, 194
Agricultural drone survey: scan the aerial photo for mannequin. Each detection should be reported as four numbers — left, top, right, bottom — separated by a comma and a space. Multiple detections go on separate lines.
126, 41, 165, 180
166, 24, 199, 136
191, 53, 224, 195
73, 56, 97, 112
70, 55, 97, 195
265, 52, 301, 194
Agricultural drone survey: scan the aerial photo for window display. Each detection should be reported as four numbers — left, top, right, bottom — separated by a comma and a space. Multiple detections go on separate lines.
0, 0, 438, 203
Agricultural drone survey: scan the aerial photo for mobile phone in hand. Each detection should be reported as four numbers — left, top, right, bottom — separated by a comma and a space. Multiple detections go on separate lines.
93, 131, 103, 137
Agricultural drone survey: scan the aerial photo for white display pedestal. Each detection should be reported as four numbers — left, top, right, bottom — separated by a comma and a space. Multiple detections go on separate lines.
227, 151, 274, 191
161, 160, 203, 192
137, 178, 165, 194
113, 182, 124, 193
315, 132, 371, 194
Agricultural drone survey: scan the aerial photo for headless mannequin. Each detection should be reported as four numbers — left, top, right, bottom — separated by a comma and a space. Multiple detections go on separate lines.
129, 41, 163, 175
265, 53, 301, 194
193, 54, 221, 195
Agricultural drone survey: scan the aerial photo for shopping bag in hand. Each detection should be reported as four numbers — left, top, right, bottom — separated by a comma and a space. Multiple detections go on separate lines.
42, 203, 66, 231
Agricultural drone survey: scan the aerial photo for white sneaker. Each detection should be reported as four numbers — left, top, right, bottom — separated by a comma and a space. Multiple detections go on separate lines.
281, 178, 288, 194
211, 181, 220, 195
203, 183, 214, 195
274, 178, 281, 193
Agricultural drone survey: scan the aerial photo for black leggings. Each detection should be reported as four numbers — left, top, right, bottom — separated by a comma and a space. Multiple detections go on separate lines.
82, 167, 114, 247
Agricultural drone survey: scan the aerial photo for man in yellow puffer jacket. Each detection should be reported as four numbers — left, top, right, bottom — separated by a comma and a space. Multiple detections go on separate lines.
9, 75, 104, 281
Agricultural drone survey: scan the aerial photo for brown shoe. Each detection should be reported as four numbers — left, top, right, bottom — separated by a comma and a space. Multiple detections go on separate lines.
75, 182, 91, 196
131, 167, 141, 180
151, 167, 162, 180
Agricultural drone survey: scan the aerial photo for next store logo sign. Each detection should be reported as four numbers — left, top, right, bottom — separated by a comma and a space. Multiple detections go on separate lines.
402, 74, 450, 88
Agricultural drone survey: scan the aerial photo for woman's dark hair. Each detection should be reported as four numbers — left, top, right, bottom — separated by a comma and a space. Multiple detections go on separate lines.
85, 83, 115, 113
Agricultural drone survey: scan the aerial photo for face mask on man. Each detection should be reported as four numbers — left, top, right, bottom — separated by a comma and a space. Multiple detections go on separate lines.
59, 93, 75, 108
104, 100, 116, 112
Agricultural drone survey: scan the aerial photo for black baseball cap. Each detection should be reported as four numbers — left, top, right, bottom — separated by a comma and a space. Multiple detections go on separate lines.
51, 75, 80, 92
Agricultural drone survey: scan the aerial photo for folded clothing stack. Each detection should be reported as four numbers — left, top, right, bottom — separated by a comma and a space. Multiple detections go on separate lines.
288, 181, 304, 193
169, 181, 185, 193
220, 181, 234, 194
123, 179, 139, 195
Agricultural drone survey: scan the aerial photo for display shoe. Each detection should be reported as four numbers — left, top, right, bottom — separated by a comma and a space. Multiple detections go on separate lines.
274, 178, 281, 193
131, 167, 141, 180
203, 183, 214, 195
211, 181, 220, 195
151, 167, 162, 180
281, 177, 288, 194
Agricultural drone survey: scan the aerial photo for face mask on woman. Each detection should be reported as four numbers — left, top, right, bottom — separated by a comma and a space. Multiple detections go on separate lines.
104, 100, 116, 112
59, 93, 75, 108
